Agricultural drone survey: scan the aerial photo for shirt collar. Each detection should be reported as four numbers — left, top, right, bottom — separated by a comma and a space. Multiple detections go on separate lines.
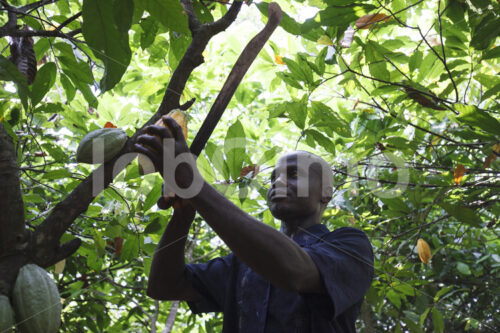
292, 224, 329, 246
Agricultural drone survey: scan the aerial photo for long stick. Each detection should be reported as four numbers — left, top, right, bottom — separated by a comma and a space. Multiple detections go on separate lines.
189, 2, 282, 156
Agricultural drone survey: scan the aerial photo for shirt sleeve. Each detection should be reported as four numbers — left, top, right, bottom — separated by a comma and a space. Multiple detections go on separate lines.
184, 253, 234, 314
302, 227, 374, 319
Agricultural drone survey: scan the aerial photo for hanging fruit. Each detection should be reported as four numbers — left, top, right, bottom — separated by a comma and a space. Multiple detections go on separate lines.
0, 294, 15, 333
12, 264, 61, 333
76, 128, 128, 164
138, 109, 188, 175
417, 238, 431, 264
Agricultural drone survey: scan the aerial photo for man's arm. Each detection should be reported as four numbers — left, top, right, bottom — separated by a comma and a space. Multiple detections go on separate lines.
190, 182, 325, 293
146, 202, 200, 301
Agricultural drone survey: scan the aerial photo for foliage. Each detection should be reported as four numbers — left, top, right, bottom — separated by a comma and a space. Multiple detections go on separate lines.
0, 0, 499, 332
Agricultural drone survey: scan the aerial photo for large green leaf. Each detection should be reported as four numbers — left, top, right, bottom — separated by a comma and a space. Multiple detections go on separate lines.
142, 0, 189, 34
287, 97, 308, 129
470, 14, 500, 51
310, 101, 351, 137
320, 4, 376, 27
30, 62, 56, 106
432, 307, 444, 333
82, 0, 132, 92
439, 201, 482, 227
224, 120, 247, 181
455, 104, 500, 136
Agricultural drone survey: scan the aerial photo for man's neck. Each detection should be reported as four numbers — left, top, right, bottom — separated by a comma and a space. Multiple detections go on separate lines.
280, 214, 322, 237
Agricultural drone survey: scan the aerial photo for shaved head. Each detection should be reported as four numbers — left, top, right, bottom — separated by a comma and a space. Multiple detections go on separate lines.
276, 150, 333, 201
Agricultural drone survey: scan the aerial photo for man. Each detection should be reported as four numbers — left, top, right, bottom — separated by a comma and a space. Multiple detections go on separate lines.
134, 116, 374, 332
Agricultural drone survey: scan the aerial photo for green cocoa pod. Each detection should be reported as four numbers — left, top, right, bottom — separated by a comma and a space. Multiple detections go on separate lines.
0, 294, 15, 333
76, 128, 128, 164
12, 264, 61, 333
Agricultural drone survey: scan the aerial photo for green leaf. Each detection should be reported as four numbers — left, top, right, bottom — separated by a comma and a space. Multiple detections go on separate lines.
304, 129, 336, 154
432, 307, 444, 333
258, 146, 281, 166
287, 99, 308, 129
439, 201, 482, 227
143, 176, 162, 211
482, 83, 500, 101
42, 169, 73, 180
276, 72, 303, 89
169, 31, 190, 70
283, 57, 309, 83
42, 143, 68, 162
30, 62, 56, 106
224, 120, 246, 181
121, 235, 139, 261
320, 4, 376, 28
0, 56, 29, 109
59, 73, 76, 102
455, 104, 500, 136
386, 289, 401, 308
93, 230, 106, 257
310, 101, 351, 137
55, 43, 94, 84
470, 14, 500, 51
316, 47, 328, 76
144, 218, 162, 234
82, 0, 132, 91
365, 42, 390, 80
142, 0, 189, 34
197, 153, 216, 183
206, 142, 230, 181
482, 46, 500, 60
456, 262, 471, 275
140, 16, 159, 49
33, 38, 50, 62
409, 50, 423, 73
113, 0, 134, 35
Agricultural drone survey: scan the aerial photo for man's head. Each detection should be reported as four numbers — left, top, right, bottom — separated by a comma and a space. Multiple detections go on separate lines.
266, 151, 333, 223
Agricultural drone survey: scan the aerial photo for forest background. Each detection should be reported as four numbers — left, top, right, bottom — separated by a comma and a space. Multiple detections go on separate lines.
0, 0, 499, 332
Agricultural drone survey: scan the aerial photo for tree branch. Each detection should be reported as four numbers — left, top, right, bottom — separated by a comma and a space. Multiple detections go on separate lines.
0, 25, 82, 41
157, 0, 243, 117
55, 11, 81, 31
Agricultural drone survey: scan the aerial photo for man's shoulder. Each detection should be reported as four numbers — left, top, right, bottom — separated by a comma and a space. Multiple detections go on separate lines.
315, 226, 373, 258
322, 226, 371, 242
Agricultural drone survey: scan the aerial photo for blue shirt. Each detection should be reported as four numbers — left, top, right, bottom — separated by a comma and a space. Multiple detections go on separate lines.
185, 225, 374, 332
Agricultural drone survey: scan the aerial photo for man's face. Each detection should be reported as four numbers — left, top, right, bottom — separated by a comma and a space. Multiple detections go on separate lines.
266, 152, 327, 221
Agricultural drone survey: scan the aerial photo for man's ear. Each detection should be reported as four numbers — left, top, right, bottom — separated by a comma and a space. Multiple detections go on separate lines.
321, 186, 333, 204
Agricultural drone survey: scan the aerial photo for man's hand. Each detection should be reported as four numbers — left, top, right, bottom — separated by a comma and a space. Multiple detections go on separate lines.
134, 116, 189, 171
134, 116, 203, 205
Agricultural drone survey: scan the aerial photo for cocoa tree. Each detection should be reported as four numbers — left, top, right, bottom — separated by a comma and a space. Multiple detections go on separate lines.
0, 0, 499, 331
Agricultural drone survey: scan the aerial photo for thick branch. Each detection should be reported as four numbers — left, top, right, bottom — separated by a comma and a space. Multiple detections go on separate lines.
157, 0, 243, 118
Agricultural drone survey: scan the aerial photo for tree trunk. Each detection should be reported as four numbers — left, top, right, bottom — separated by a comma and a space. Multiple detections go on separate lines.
0, 124, 29, 295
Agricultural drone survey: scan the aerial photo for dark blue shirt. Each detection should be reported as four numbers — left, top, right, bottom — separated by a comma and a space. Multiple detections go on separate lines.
185, 225, 374, 332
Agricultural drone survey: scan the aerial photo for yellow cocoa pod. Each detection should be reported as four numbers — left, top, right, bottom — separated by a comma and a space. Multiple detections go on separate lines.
154, 109, 188, 140
417, 238, 431, 264
138, 109, 188, 175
